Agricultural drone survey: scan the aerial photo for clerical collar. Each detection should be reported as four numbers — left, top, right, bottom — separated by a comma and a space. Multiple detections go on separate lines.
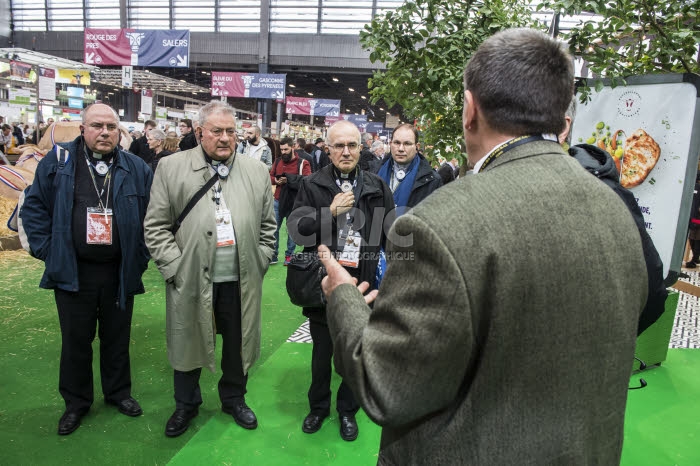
333, 166, 357, 180
83, 141, 115, 165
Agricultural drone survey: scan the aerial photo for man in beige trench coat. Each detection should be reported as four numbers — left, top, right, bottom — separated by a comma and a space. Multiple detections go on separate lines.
145, 100, 276, 438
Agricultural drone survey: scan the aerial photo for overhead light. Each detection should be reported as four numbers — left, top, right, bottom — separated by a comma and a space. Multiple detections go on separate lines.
361, 96, 366, 100
348, 88, 355, 92
308, 92, 313, 96
379, 107, 384, 111
201, 71, 207, 74
179, 79, 186, 82
332, 77, 339, 82
346, 109, 351, 112
289, 84, 295, 88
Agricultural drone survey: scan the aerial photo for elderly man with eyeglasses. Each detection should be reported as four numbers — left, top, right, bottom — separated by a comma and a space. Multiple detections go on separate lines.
145, 100, 276, 438
21, 103, 153, 436
373, 123, 442, 216
288, 120, 395, 442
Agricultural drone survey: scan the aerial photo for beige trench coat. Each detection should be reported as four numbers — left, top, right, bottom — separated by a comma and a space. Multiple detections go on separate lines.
144, 146, 276, 373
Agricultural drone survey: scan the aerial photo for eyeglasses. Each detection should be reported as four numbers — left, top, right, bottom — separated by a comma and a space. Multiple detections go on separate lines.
331, 142, 359, 151
88, 122, 119, 132
391, 141, 415, 148
204, 126, 236, 137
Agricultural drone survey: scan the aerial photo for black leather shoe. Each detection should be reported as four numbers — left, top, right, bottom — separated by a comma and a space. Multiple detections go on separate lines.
165, 408, 198, 438
107, 397, 143, 417
302, 413, 327, 434
222, 401, 258, 430
58, 411, 84, 436
339, 415, 358, 441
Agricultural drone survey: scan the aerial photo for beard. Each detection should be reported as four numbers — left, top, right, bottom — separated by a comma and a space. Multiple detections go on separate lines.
281, 153, 292, 162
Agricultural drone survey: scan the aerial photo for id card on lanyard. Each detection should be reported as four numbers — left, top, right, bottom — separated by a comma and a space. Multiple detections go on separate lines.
86, 207, 113, 244
215, 208, 236, 247
337, 213, 361, 268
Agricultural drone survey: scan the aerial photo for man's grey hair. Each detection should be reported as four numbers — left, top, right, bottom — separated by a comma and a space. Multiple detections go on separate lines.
370, 140, 384, 154
198, 100, 236, 126
363, 133, 373, 142
81, 103, 120, 122
149, 128, 166, 141
463, 28, 574, 136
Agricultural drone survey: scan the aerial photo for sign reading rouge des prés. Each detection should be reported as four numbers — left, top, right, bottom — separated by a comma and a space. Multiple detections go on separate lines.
211, 72, 286, 99
84, 28, 190, 68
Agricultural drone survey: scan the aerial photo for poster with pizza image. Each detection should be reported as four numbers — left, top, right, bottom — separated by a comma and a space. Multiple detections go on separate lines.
571, 75, 700, 280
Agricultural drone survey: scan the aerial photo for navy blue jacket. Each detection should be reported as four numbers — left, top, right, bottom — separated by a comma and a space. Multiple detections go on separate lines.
20, 136, 153, 309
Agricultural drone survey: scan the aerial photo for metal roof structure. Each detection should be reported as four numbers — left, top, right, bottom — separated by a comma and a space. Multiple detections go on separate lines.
0, 47, 94, 70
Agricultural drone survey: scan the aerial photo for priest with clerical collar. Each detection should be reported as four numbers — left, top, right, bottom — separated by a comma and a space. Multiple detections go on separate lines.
288, 120, 395, 443
375, 123, 442, 216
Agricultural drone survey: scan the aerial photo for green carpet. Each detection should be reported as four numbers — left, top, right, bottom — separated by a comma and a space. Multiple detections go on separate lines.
621, 349, 700, 465
168, 343, 381, 466
2, 239, 700, 465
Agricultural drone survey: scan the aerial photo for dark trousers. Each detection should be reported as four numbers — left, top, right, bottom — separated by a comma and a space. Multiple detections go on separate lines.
54, 262, 133, 414
308, 319, 359, 417
174, 281, 248, 411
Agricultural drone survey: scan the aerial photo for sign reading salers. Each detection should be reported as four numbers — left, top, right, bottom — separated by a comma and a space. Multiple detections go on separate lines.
84, 28, 190, 67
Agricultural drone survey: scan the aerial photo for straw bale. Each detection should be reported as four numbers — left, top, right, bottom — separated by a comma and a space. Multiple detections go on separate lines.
0, 195, 18, 237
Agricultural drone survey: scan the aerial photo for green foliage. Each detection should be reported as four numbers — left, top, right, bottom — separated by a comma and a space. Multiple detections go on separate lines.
361, 0, 700, 159
540, 0, 700, 102
360, 0, 544, 161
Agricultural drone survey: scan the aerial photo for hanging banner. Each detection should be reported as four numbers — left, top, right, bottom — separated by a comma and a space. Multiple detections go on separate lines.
365, 122, 385, 134
211, 72, 286, 99
286, 97, 340, 116
140, 89, 153, 115
56, 69, 91, 85
39, 67, 56, 101
10, 61, 34, 82
325, 113, 370, 127
570, 74, 700, 282
84, 28, 190, 67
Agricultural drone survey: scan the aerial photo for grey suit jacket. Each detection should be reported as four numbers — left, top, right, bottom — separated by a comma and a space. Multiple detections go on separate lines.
327, 140, 648, 465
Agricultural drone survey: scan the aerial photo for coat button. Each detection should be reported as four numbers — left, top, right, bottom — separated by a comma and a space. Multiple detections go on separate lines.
207, 231, 212, 236
204, 267, 209, 272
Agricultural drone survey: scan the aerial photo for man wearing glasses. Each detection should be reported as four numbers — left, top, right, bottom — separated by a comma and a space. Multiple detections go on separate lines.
375, 123, 442, 216
145, 101, 276, 438
178, 119, 198, 151
289, 120, 394, 442
21, 103, 153, 436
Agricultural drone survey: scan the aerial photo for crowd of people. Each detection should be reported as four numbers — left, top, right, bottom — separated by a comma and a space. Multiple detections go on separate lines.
14, 27, 668, 465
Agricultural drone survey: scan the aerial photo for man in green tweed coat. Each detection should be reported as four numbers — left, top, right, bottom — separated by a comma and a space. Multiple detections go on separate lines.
318, 28, 649, 465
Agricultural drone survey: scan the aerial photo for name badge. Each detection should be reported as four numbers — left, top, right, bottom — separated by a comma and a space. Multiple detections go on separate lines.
216, 208, 236, 247
337, 227, 361, 268
86, 207, 113, 245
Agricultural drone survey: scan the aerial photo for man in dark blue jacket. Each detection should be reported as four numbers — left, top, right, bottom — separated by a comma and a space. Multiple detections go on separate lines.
20, 103, 153, 436
373, 123, 442, 216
